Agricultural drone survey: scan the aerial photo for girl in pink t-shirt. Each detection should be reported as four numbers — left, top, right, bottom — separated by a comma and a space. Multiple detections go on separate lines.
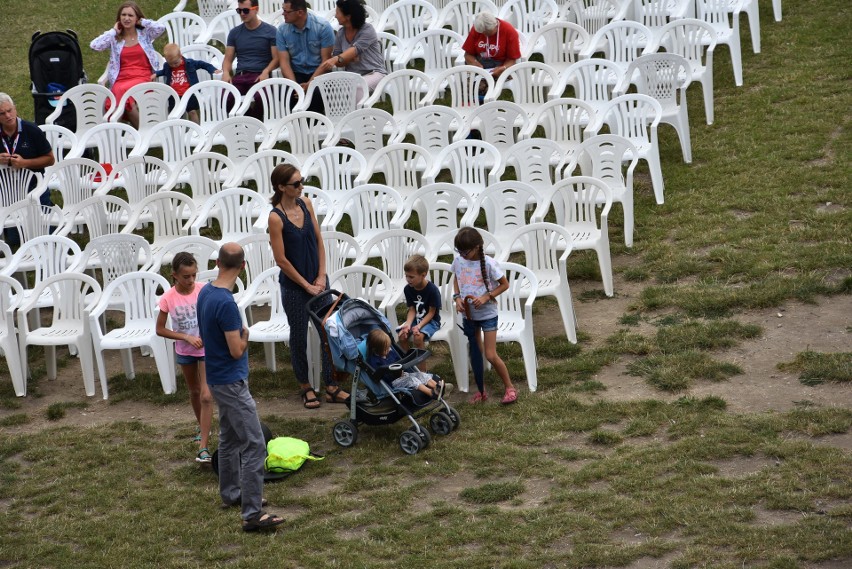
156, 252, 213, 464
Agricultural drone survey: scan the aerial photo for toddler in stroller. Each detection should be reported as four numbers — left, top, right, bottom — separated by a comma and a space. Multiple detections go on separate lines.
308, 291, 460, 455
366, 329, 447, 400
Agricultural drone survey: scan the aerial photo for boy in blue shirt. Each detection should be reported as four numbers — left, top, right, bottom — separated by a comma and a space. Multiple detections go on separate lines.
398, 255, 441, 354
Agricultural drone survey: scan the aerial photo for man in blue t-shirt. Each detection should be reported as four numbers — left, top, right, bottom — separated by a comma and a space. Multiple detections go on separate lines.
222, 0, 279, 119
197, 242, 284, 533
276, 0, 334, 113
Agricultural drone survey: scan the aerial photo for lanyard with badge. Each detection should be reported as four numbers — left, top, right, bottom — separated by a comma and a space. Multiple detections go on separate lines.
1, 118, 22, 156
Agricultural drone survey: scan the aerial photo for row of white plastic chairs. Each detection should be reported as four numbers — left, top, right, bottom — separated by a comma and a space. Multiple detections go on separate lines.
0, 220, 567, 396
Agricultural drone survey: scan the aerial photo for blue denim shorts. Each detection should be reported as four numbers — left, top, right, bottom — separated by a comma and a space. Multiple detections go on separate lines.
417, 320, 440, 340
463, 316, 499, 334
176, 353, 205, 365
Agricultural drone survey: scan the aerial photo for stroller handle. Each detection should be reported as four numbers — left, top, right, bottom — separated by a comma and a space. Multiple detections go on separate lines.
306, 288, 346, 319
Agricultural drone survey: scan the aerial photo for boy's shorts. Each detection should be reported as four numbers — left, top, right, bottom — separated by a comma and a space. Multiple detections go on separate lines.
416, 320, 440, 340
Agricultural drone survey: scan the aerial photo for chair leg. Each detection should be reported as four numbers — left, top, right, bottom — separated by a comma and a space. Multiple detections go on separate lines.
773, 0, 782, 21
554, 288, 578, 344
622, 190, 634, 248
150, 340, 176, 395
522, 331, 538, 392
77, 338, 97, 398
745, 0, 761, 53
676, 104, 692, 164
120, 348, 135, 379
597, 241, 614, 297
647, 150, 665, 205
46, 345, 57, 380
3, 338, 26, 397
729, 35, 743, 86
448, 329, 470, 393
263, 342, 276, 371
701, 77, 714, 125
94, 344, 110, 399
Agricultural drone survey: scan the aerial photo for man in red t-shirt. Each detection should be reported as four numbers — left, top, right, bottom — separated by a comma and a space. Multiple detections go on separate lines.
461, 12, 521, 80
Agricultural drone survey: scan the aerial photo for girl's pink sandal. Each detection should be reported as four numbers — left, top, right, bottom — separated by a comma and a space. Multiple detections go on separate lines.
501, 388, 518, 405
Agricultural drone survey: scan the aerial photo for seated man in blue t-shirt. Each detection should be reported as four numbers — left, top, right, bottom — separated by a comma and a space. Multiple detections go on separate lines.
276, 0, 334, 113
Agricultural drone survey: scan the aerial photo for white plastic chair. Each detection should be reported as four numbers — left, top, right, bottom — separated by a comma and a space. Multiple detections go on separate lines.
490, 61, 560, 118
493, 261, 539, 391
55, 195, 132, 240
160, 152, 235, 212
0, 275, 26, 397
695, 0, 743, 86
234, 78, 304, 137
521, 97, 598, 161
0, 200, 62, 244
329, 265, 399, 328
69, 122, 141, 167
389, 105, 463, 162
131, 118, 205, 163
423, 139, 505, 201
39, 124, 77, 164
632, 0, 691, 31
358, 143, 433, 200
180, 44, 226, 78
301, 72, 370, 127
88, 271, 176, 399
396, 29, 465, 83
504, 138, 565, 194
325, 108, 397, 161
236, 266, 298, 373
323, 184, 408, 253
145, 234, 220, 274
0, 167, 42, 211
194, 115, 268, 170
364, 69, 432, 126
322, 231, 362, 274
38, 158, 108, 225
189, 0, 236, 23
159, 11, 208, 47
121, 191, 196, 257
18, 272, 102, 396
357, 229, 433, 310
79, 233, 151, 279
377, 0, 438, 44
260, 111, 334, 163
45, 83, 114, 137
424, 66, 495, 124
436, 0, 499, 35
102, 155, 172, 206
189, 187, 268, 245
454, 100, 529, 161
619, 53, 692, 163
523, 22, 591, 79
647, 18, 717, 124
499, 0, 560, 39
236, 232, 276, 288
552, 58, 625, 115
169, 80, 242, 132
300, 146, 368, 196
564, 134, 639, 247
108, 82, 179, 138
460, 181, 544, 246
599, 93, 665, 204
376, 31, 406, 72
565, 0, 630, 38
226, 148, 301, 194
499, 223, 577, 342
193, 9, 241, 47
400, 183, 471, 257
534, 175, 613, 296
425, 261, 470, 390
583, 21, 652, 74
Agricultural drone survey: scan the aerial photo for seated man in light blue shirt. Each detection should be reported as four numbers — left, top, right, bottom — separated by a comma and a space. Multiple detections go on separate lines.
276, 0, 334, 113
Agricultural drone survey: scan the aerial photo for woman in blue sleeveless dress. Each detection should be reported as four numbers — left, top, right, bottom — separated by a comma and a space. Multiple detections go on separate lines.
268, 163, 349, 408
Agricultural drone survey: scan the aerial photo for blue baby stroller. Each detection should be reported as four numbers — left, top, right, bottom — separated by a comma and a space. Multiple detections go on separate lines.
307, 290, 460, 455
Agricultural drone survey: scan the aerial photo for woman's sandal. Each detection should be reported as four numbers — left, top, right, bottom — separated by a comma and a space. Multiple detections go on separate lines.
300, 387, 321, 409
325, 386, 351, 405
242, 511, 284, 532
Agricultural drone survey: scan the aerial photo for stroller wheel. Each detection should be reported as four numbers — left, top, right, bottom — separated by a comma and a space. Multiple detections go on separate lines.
332, 420, 359, 447
417, 427, 432, 449
430, 412, 454, 436
399, 429, 423, 455
447, 406, 461, 430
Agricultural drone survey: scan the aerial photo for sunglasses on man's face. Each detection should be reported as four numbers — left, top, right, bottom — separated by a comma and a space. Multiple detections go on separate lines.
236, 6, 258, 15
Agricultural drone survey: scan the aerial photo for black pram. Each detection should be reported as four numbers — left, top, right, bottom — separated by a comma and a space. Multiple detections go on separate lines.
307, 290, 460, 455
29, 29, 87, 129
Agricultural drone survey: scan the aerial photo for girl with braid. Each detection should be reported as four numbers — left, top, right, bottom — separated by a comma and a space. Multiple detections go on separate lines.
451, 227, 518, 404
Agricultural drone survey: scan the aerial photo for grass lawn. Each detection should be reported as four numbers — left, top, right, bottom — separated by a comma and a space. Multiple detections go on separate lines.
1, 1, 851, 568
